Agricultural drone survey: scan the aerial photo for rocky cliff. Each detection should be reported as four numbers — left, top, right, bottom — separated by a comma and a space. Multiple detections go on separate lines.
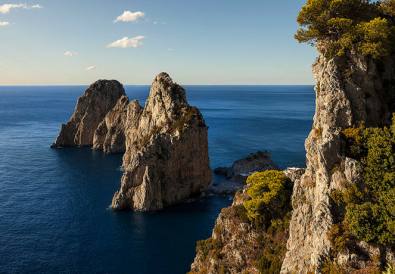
52, 73, 212, 211
280, 46, 395, 273
51, 80, 125, 148
189, 45, 395, 273
189, 168, 305, 274
111, 73, 212, 211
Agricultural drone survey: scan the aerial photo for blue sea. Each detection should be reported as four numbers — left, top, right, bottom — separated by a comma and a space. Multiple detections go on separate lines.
0, 85, 315, 274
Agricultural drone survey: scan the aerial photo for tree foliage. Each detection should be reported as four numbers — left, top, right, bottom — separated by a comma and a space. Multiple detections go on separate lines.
244, 170, 292, 231
295, 0, 395, 59
340, 117, 395, 243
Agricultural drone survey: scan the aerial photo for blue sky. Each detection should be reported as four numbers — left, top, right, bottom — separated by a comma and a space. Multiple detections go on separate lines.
0, 0, 318, 85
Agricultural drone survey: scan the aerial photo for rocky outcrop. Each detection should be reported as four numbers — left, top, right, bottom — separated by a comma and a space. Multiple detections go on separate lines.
111, 73, 212, 211
51, 80, 125, 147
190, 168, 305, 274
280, 46, 395, 273
93, 95, 129, 153
209, 151, 280, 195
51, 73, 211, 212
214, 151, 280, 183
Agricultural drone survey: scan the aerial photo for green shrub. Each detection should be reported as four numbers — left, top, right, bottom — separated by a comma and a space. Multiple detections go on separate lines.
234, 204, 250, 224
341, 117, 395, 243
196, 239, 212, 260
244, 170, 292, 230
330, 189, 344, 206
383, 263, 395, 274
256, 254, 282, 274
326, 221, 355, 255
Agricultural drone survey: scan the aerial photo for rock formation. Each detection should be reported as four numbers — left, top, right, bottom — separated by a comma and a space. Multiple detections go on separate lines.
93, 95, 129, 153
208, 151, 280, 195
51, 73, 212, 211
214, 151, 280, 183
190, 42, 395, 273
280, 45, 395, 273
190, 168, 305, 274
111, 73, 212, 211
51, 80, 125, 147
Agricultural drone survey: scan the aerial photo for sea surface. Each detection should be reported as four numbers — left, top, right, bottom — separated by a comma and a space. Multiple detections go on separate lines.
0, 85, 315, 274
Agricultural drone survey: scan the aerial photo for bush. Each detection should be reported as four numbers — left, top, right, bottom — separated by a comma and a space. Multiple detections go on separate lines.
341, 117, 395, 243
244, 170, 292, 230
326, 221, 355, 255
234, 205, 250, 224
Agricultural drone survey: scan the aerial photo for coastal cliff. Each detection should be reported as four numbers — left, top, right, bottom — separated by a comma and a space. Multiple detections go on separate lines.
280, 44, 395, 273
190, 2, 395, 272
189, 168, 305, 274
52, 73, 212, 211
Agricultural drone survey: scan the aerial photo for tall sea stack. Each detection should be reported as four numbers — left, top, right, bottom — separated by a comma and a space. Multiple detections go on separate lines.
111, 73, 212, 211
51, 80, 125, 148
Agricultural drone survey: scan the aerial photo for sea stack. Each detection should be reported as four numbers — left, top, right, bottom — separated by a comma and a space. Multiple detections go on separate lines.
111, 73, 212, 211
51, 80, 125, 147
51, 73, 212, 212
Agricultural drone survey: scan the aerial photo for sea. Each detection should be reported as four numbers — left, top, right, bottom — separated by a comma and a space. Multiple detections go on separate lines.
0, 85, 315, 274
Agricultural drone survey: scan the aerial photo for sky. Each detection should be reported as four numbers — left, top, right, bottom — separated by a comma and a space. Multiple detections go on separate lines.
0, 0, 318, 85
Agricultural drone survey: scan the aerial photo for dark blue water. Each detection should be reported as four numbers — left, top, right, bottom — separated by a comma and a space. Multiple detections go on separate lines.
0, 85, 315, 274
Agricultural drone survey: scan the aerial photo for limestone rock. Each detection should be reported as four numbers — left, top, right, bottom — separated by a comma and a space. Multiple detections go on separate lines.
93, 95, 129, 153
51, 80, 125, 147
280, 47, 395, 273
190, 168, 305, 274
214, 151, 280, 182
111, 72, 212, 211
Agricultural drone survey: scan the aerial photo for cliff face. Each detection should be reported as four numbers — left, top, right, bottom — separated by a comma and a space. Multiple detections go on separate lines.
51, 80, 125, 147
52, 73, 212, 212
93, 95, 129, 153
189, 168, 305, 274
111, 73, 212, 211
281, 47, 395, 273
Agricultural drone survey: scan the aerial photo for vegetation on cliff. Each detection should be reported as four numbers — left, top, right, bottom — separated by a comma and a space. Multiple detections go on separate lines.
338, 118, 395, 244
190, 170, 295, 274
295, 0, 395, 59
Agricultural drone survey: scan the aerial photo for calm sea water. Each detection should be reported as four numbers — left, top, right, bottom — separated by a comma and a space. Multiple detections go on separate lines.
0, 85, 315, 274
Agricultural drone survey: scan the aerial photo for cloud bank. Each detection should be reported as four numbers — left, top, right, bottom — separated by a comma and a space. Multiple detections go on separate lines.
106, 36, 145, 49
113, 11, 145, 23
0, 3, 43, 14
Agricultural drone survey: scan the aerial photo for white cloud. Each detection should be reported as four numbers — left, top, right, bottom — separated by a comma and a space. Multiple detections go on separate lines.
0, 4, 24, 13
113, 11, 145, 23
153, 21, 158, 24
63, 51, 78, 57
162, 22, 167, 25
28, 4, 43, 9
0, 3, 43, 13
106, 36, 145, 49
0, 22, 10, 26
168, 48, 173, 51
86, 66, 97, 71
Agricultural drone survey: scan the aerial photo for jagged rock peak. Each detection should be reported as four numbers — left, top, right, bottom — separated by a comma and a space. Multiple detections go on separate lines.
111, 73, 212, 211
51, 79, 125, 148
